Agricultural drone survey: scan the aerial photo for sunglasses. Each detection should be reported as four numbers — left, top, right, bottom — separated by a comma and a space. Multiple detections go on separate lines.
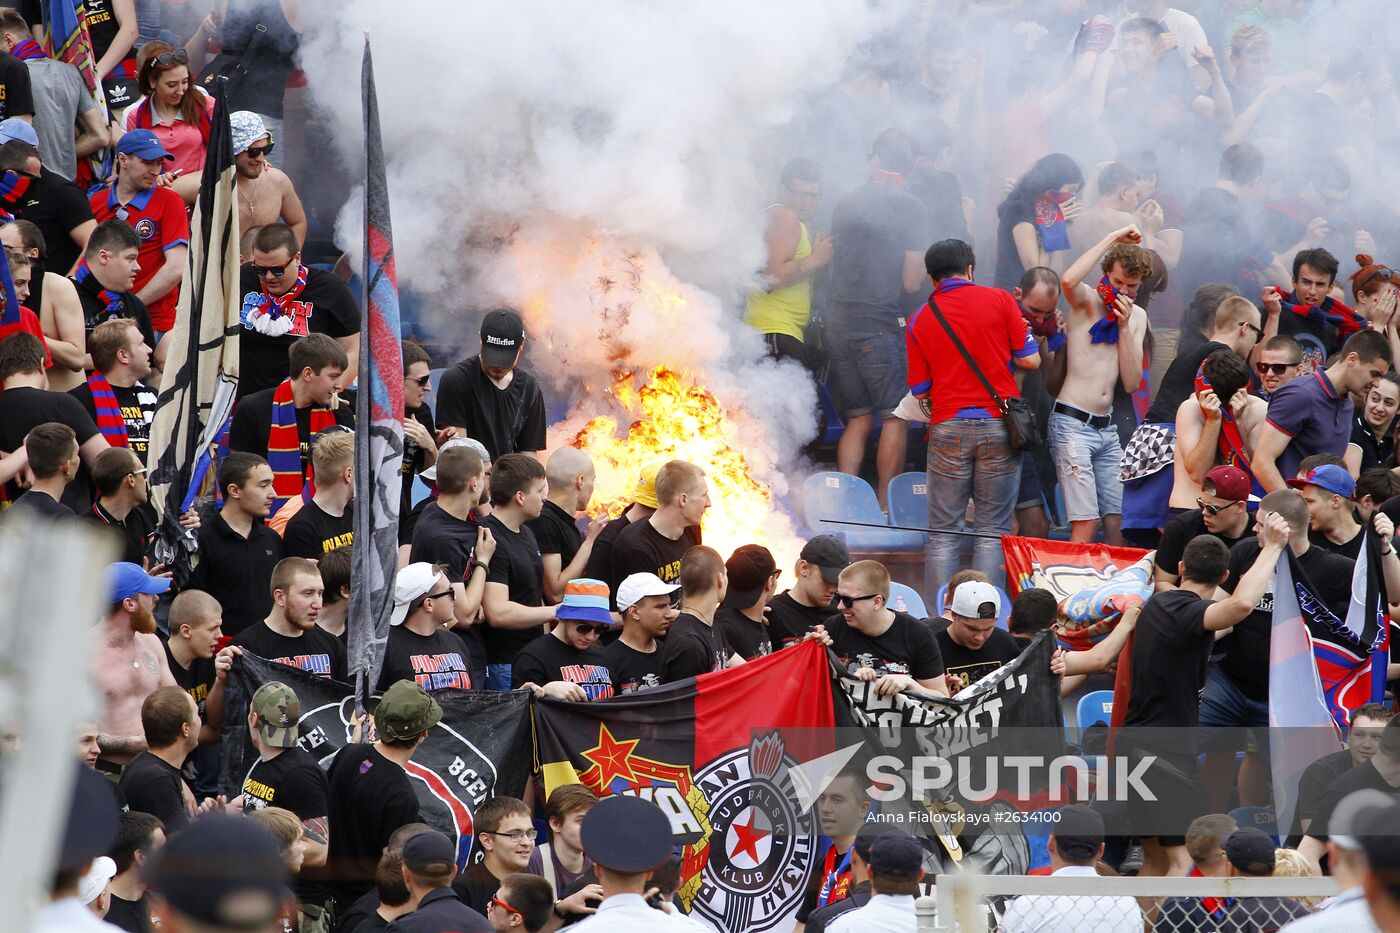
126, 468, 147, 479
151, 48, 188, 68
425, 588, 453, 601
489, 897, 522, 918
835, 593, 880, 609
252, 262, 289, 277
1356, 267, 1396, 294
245, 142, 275, 159
571, 623, 604, 636
410, 374, 431, 387
1245, 322, 1264, 343
1197, 498, 1236, 515
1256, 361, 1297, 376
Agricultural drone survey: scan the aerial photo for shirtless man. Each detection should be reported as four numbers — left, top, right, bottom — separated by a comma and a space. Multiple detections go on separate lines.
171, 111, 306, 245
1055, 226, 1150, 544
1169, 346, 1267, 509
93, 562, 175, 765
1, 220, 86, 389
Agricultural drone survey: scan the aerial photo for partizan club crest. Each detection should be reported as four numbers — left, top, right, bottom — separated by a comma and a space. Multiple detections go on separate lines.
576, 726, 815, 933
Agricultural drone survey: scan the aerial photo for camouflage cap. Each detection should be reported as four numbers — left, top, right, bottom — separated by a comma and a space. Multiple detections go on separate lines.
374, 680, 443, 741
251, 682, 301, 749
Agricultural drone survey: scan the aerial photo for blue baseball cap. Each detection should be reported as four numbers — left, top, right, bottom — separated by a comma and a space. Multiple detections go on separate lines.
1287, 463, 1355, 499
0, 117, 37, 148
116, 129, 173, 161
108, 561, 171, 603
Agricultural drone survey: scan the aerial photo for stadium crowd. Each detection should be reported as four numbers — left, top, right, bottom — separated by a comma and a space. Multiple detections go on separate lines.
6, 0, 1400, 931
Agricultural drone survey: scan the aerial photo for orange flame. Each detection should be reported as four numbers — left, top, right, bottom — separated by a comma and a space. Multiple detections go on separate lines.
571, 366, 802, 569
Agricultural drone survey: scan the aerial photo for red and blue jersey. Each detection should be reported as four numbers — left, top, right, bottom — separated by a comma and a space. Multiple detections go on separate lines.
90, 184, 190, 333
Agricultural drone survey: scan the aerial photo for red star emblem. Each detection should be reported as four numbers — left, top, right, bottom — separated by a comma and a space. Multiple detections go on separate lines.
729, 809, 771, 863
581, 723, 641, 788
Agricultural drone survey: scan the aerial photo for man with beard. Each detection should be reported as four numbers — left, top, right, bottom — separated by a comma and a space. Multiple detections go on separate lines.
603, 572, 677, 694
231, 557, 347, 682
92, 561, 174, 768
68, 318, 156, 461
186, 452, 283, 638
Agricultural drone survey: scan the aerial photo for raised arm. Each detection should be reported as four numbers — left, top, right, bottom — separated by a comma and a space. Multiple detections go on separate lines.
1203, 513, 1288, 630
1062, 224, 1142, 300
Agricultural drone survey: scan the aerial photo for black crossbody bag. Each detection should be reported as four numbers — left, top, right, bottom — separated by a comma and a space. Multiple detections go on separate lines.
925, 296, 1042, 451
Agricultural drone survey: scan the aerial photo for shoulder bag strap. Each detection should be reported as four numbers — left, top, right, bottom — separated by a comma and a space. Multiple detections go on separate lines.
924, 295, 1008, 415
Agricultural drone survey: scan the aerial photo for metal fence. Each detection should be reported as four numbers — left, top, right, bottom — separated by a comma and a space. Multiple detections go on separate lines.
913, 874, 1343, 932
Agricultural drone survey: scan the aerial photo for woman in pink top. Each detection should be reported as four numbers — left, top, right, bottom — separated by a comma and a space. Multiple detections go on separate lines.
122, 41, 214, 177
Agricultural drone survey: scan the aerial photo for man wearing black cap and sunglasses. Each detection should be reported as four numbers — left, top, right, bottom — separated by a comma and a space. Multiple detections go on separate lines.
437, 308, 548, 461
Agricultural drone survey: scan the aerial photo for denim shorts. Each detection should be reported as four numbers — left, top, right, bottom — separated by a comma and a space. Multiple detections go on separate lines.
1016, 451, 1043, 510
828, 331, 908, 419
1198, 663, 1269, 753
1050, 411, 1123, 521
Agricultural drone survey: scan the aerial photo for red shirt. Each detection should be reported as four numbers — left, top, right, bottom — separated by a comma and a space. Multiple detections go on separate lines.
0, 307, 52, 371
905, 279, 1034, 423
89, 184, 190, 332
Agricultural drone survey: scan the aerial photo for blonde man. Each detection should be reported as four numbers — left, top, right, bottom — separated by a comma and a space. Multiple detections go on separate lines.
283, 429, 355, 559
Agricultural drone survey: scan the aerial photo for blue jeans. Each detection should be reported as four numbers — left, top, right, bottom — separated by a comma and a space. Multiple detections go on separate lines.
1197, 662, 1270, 754
485, 663, 513, 692
1049, 411, 1123, 521
925, 418, 1019, 595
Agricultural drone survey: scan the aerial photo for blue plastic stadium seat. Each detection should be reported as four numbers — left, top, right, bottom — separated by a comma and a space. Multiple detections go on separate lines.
887, 582, 928, 619
1075, 690, 1114, 745
801, 472, 923, 551
1228, 806, 1280, 846
411, 475, 433, 506
887, 472, 928, 541
815, 382, 845, 446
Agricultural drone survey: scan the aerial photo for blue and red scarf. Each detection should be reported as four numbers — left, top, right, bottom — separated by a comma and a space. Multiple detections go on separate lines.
1279, 288, 1368, 338
73, 258, 125, 315
1019, 300, 1065, 352
253, 264, 308, 319
1033, 189, 1073, 252
87, 371, 129, 447
267, 378, 335, 512
0, 171, 29, 224
1089, 276, 1123, 344
10, 39, 45, 62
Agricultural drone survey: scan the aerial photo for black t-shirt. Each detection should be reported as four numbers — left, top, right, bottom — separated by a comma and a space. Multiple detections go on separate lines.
236, 265, 360, 398
185, 513, 283, 638
481, 514, 546, 665
325, 743, 422, 903
511, 632, 615, 700
162, 639, 216, 717
1293, 748, 1356, 838
929, 620, 1025, 692
71, 275, 156, 349
714, 607, 773, 661
609, 518, 699, 595
17, 167, 90, 275
409, 501, 486, 675
0, 49, 33, 120
0, 385, 99, 511
227, 387, 355, 470
103, 892, 153, 933
1352, 414, 1395, 473
583, 508, 630, 582
766, 590, 836, 650
435, 355, 547, 458
827, 179, 927, 334
1121, 589, 1215, 752
527, 498, 582, 565
399, 404, 434, 524
660, 612, 734, 683
377, 625, 473, 693
69, 379, 157, 463
1155, 509, 1257, 579
1308, 526, 1365, 561
282, 499, 354, 558
7, 488, 73, 518
232, 621, 348, 682
823, 611, 944, 680
240, 746, 328, 817
1308, 760, 1400, 840
1220, 540, 1354, 701
118, 751, 190, 832
452, 862, 503, 915
603, 638, 665, 694
1144, 341, 1229, 424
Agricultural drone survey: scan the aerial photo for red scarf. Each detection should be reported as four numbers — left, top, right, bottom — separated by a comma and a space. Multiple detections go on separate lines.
1089, 276, 1122, 344
1195, 364, 1255, 484
267, 378, 335, 511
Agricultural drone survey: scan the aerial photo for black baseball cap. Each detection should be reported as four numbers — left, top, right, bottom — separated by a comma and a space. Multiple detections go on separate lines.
722, 544, 777, 609
581, 795, 674, 872
868, 834, 923, 877
402, 830, 456, 876
145, 815, 288, 929
800, 535, 851, 584
480, 308, 525, 368
1223, 827, 1276, 876
1052, 804, 1104, 860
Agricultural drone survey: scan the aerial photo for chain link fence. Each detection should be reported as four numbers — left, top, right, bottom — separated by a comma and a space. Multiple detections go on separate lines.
912, 873, 1342, 931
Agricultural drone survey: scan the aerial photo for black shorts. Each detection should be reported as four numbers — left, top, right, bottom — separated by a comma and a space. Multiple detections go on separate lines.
1118, 739, 1205, 846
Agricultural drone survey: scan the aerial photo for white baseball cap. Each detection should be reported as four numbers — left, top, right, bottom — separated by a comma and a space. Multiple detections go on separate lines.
421, 437, 491, 483
79, 855, 116, 905
390, 562, 443, 627
950, 581, 1000, 620
616, 572, 678, 611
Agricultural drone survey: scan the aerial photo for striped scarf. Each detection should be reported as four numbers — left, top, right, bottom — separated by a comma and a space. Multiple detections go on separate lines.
0, 171, 29, 223
1281, 289, 1368, 338
87, 371, 128, 447
73, 258, 124, 315
268, 378, 334, 510
10, 39, 46, 61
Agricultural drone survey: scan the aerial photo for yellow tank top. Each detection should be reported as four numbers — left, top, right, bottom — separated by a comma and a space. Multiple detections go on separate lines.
745, 209, 812, 342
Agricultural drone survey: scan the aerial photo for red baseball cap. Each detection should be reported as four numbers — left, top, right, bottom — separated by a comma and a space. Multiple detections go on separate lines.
1203, 465, 1251, 502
